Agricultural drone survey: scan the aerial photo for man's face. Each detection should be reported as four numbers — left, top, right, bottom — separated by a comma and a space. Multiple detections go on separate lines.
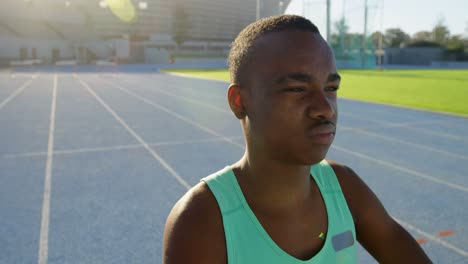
242, 29, 340, 165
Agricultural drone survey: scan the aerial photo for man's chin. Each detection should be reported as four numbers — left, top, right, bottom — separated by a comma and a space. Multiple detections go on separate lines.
303, 145, 331, 165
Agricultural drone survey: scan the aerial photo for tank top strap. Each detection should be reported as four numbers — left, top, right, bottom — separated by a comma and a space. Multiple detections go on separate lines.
311, 160, 357, 260
202, 166, 243, 215
310, 160, 343, 194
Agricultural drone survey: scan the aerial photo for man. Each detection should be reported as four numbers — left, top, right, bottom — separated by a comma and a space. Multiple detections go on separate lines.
163, 15, 431, 263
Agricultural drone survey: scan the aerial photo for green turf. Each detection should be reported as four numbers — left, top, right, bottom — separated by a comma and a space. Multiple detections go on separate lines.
164, 68, 468, 116
165, 68, 230, 80
173, 53, 227, 58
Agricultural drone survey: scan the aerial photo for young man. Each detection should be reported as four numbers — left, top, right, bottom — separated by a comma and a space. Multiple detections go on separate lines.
163, 15, 431, 263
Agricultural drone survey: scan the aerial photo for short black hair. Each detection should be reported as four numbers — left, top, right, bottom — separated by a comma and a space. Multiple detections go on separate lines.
228, 15, 320, 85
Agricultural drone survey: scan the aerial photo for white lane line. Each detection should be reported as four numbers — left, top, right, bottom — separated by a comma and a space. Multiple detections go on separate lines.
341, 112, 468, 143
339, 120, 445, 132
103, 80, 244, 149
0, 78, 34, 110
38, 74, 57, 264
123, 75, 230, 114
394, 217, 468, 257
150, 86, 231, 114
341, 97, 468, 119
434, 120, 468, 131
2, 136, 243, 159
114, 73, 227, 100
339, 126, 468, 161
406, 126, 468, 142
75, 76, 191, 190
332, 145, 468, 193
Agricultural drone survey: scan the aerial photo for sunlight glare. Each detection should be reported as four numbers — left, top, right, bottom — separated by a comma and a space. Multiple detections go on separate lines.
104, 0, 137, 23
139, 1, 148, 10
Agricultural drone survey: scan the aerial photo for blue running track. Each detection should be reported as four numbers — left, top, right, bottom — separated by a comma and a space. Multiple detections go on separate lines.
1, 69, 467, 263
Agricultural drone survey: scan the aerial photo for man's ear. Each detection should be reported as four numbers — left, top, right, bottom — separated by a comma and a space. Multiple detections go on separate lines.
227, 84, 246, 119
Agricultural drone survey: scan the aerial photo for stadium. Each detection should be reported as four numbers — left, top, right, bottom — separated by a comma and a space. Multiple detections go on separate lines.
0, 0, 290, 66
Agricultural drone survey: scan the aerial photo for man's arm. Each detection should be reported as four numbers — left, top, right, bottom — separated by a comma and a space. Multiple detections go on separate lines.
330, 161, 432, 263
162, 182, 227, 264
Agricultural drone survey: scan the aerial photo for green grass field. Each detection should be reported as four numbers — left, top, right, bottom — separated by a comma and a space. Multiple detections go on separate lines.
165, 68, 468, 116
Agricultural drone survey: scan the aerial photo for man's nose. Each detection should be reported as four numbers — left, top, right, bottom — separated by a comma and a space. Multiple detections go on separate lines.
306, 90, 336, 120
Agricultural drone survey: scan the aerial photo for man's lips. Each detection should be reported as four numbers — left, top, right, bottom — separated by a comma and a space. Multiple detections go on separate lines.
307, 123, 336, 144
308, 123, 336, 136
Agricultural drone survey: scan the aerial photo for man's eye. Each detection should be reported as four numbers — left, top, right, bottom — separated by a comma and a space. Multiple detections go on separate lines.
326, 86, 340, 92
284, 87, 305, 92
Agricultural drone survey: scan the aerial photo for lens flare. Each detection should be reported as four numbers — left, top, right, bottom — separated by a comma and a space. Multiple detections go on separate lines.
104, 0, 137, 23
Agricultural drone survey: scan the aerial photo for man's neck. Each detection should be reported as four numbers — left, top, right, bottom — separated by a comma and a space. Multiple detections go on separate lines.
232, 151, 314, 212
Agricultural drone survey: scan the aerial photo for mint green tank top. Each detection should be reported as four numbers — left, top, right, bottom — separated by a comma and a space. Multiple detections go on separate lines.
202, 160, 357, 263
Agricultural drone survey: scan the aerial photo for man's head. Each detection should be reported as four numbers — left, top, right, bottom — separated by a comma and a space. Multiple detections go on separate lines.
228, 15, 320, 86
227, 15, 340, 165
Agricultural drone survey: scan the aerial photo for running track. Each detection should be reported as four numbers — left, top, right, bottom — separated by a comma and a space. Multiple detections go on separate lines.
1, 69, 467, 263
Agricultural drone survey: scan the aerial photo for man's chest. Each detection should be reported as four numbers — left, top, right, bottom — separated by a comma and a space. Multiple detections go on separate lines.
253, 194, 328, 260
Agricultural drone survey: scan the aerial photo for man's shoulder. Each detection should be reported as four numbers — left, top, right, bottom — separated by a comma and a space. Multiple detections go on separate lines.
325, 159, 390, 227
326, 159, 369, 195
165, 181, 224, 238
170, 181, 220, 220
163, 182, 226, 263
325, 160, 368, 221
325, 159, 357, 186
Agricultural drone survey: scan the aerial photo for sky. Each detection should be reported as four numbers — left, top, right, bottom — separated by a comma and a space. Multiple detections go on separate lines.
285, 0, 468, 37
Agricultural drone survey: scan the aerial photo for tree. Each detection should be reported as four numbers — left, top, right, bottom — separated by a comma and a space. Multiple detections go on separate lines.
334, 17, 349, 52
329, 33, 340, 51
347, 33, 364, 49
432, 19, 450, 46
446, 35, 465, 52
407, 41, 441, 48
384, 28, 410, 48
172, 2, 191, 49
371, 31, 385, 49
445, 35, 467, 61
412, 31, 432, 42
